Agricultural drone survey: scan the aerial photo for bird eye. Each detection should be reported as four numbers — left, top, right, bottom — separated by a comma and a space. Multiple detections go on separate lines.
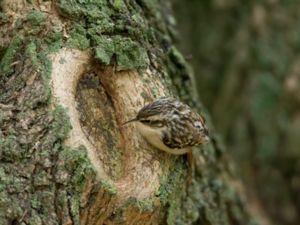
141, 119, 151, 124
151, 121, 164, 128
140, 119, 164, 128
194, 121, 202, 128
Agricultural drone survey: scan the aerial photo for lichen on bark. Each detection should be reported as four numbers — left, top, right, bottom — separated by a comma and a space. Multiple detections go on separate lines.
0, 0, 259, 224
0, 37, 94, 224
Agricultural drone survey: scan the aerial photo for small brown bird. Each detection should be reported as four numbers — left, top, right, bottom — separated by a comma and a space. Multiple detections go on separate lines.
124, 97, 210, 155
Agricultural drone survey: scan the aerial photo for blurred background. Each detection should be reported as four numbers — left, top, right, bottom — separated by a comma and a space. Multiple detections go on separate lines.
173, 1, 300, 225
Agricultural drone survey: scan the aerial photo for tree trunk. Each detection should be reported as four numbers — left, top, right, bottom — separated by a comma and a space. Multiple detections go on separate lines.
1, 0, 257, 224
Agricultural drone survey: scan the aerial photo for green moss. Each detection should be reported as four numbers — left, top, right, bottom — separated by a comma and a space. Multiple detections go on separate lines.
111, 0, 126, 12
31, 195, 41, 209
0, 192, 23, 223
136, 0, 162, 22
0, 40, 52, 109
54, 144, 98, 224
94, 36, 115, 64
0, 38, 22, 76
66, 24, 90, 50
114, 36, 148, 70
57, 0, 113, 19
57, 0, 151, 70
0, 135, 22, 162
120, 197, 155, 214
166, 194, 184, 225
157, 159, 184, 204
87, 19, 115, 35
94, 35, 148, 70
0, 12, 9, 23
26, 10, 45, 26
161, 164, 187, 225
28, 212, 42, 225
57, 145, 95, 190
34, 170, 51, 187
26, 41, 39, 67
38, 50, 52, 102
0, 0, 217, 223
168, 46, 186, 68
99, 179, 117, 195
0, 168, 7, 192
0, 10, 108, 224
136, 199, 155, 212
50, 106, 72, 140
45, 32, 63, 52
70, 195, 80, 223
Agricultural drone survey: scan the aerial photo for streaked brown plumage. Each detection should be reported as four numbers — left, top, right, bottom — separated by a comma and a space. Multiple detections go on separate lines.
124, 97, 209, 155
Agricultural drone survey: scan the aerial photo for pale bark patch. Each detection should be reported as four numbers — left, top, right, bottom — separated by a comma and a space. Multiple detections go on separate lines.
50, 49, 171, 207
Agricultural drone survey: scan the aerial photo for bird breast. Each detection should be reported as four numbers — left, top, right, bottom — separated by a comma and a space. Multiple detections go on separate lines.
136, 121, 189, 155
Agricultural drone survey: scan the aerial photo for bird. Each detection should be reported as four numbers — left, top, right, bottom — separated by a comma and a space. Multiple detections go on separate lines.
123, 97, 210, 156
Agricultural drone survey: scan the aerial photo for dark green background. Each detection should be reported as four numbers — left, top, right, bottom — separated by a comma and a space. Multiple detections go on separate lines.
174, 1, 300, 225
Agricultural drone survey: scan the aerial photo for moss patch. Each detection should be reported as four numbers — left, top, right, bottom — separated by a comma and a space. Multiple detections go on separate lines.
0, 29, 97, 225
94, 35, 148, 70
57, 0, 155, 70
0, 37, 22, 76
26, 10, 45, 26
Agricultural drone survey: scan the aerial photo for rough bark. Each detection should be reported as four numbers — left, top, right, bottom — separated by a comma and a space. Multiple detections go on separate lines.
174, 1, 300, 225
1, 0, 258, 225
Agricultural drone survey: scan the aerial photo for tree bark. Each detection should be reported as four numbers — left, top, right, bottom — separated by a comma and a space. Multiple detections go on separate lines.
1, 0, 257, 225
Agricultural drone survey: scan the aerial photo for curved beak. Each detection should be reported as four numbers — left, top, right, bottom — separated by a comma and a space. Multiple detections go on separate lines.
122, 118, 138, 126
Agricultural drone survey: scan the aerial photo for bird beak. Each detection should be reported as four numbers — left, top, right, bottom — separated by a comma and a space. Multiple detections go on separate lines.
122, 118, 138, 126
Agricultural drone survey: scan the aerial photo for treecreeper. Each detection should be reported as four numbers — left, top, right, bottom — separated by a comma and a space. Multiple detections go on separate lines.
123, 97, 210, 181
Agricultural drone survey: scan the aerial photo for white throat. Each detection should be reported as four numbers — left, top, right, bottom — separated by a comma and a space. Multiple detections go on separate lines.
135, 122, 189, 155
